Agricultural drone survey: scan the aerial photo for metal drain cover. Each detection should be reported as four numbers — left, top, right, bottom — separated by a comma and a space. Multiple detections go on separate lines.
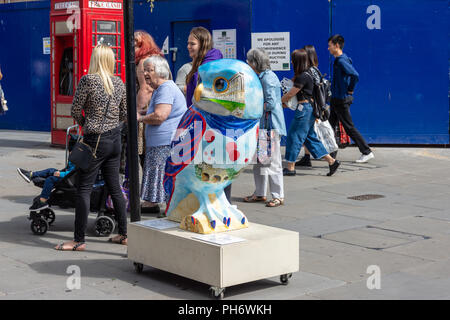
348, 194, 385, 201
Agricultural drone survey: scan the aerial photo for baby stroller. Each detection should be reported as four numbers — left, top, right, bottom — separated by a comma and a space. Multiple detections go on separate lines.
28, 125, 118, 236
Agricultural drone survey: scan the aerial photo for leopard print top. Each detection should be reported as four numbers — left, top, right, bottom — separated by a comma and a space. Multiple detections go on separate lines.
71, 74, 127, 135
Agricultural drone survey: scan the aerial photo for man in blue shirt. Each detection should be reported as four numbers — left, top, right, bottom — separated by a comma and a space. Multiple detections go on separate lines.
328, 34, 374, 163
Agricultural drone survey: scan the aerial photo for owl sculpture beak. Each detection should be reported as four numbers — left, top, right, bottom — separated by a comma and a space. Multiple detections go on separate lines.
194, 83, 204, 103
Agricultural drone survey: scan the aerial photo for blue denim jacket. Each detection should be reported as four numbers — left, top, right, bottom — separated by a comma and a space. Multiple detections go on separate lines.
259, 70, 287, 136
331, 53, 359, 100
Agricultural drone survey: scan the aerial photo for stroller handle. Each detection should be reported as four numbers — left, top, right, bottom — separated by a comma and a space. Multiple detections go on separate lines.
65, 124, 81, 168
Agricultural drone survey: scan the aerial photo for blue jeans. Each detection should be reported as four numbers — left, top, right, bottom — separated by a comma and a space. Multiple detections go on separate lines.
33, 168, 62, 200
285, 103, 328, 162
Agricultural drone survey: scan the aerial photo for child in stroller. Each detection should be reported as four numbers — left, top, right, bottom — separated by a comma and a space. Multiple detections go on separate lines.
19, 126, 119, 236
17, 162, 76, 210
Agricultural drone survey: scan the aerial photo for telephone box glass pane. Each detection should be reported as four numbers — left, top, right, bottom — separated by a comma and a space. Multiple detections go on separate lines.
59, 47, 74, 96
117, 62, 121, 74
97, 21, 116, 34
92, 21, 95, 33
97, 35, 116, 47
92, 35, 95, 46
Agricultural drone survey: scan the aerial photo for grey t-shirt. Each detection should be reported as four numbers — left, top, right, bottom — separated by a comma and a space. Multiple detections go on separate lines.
175, 62, 193, 95
145, 80, 187, 147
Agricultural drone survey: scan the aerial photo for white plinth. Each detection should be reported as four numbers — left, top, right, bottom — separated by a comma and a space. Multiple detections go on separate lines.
127, 221, 299, 290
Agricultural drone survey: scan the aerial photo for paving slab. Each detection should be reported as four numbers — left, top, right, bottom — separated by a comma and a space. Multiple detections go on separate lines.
384, 235, 450, 261
298, 237, 432, 282
402, 259, 450, 280
420, 210, 450, 222
274, 214, 379, 237
322, 228, 419, 250
227, 271, 345, 300
308, 272, 450, 300
371, 216, 450, 237
2, 130, 450, 299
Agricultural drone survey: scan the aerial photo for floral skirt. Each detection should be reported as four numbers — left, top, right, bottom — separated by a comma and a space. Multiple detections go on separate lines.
141, 145, 171, 203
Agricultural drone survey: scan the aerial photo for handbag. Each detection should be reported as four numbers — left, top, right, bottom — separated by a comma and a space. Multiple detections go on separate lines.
257, 111, 273, 165
69, 97, 111, 170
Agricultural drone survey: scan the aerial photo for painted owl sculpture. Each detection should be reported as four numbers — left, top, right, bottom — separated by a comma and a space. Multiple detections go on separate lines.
164, 59, 263, 234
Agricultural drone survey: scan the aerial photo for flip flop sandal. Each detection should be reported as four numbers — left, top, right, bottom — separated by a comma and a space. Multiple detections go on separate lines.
55, 242, 86, 251
108, 235, 128, 245
243, 195, 267, 203
266, 198, 284, 207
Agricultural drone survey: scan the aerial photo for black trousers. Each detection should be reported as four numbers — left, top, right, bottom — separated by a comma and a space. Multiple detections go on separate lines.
74, 127, 127, 243
329, 96, 371, 155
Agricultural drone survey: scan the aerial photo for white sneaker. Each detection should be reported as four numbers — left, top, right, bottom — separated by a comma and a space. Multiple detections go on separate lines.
355, 152, 374, 163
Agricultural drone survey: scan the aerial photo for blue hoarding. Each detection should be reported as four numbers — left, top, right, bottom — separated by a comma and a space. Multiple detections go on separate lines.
331, 0, 449, 144
0, 0, 448, 145
0, 1, 51, 131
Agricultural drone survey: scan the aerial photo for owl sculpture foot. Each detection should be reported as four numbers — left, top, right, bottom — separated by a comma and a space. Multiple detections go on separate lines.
190, 192, 226, 230
217, 191, 247, 226
175, 192, 249, 234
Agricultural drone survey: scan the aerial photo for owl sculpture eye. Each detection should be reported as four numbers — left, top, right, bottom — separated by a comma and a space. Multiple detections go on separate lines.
214, 77, 228, 93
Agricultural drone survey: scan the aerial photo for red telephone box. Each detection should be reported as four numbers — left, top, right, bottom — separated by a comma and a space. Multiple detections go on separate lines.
50, 0, 125, 146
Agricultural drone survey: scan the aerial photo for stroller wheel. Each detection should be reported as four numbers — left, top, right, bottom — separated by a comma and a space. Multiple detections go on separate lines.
31, 217, 49, 235
42, 208, 56, 225
94, 216, 115, 237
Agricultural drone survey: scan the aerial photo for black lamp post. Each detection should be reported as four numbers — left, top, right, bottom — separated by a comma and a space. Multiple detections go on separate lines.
123, 0, 141, 222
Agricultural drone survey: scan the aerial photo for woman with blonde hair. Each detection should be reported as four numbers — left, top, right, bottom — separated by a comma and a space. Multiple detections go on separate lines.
55, 44, 128, 251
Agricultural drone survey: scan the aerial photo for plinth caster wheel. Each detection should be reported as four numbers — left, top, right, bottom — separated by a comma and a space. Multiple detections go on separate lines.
210, 287, 225, 300
280, 273, 292, 285
31, 217, 49, 235
134, 262, 144, 274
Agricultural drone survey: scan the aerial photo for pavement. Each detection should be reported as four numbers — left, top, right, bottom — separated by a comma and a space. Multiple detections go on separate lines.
0, 129, 449, 300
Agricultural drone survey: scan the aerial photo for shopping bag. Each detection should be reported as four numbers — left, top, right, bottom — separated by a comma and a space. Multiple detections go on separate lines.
335, 121, 351, 149
257, 112, 273, 165
314, 120, 338, 154
280, 77, 298, 111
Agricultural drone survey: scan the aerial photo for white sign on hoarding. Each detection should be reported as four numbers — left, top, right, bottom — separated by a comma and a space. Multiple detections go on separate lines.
213, 29, 237, 59
251, 32, 290, 71
43, 37, 51, 55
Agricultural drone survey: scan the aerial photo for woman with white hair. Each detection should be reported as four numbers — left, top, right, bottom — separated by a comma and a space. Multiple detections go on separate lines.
56, 44, 128, 251
137, 55, 187, 214
244, 48, 287, 207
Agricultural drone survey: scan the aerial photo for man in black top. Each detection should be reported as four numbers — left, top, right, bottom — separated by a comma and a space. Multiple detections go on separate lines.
328, 34, 374, 163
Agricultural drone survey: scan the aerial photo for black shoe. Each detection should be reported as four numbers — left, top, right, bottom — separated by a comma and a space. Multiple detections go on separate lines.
329, 151, 338, 159
327, 160, 341, 176
141, 205, 160, 214
295, 155, 312, 167
17, 168, 32, 183
283, 168, 296, 176
29, 199, 49, 211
